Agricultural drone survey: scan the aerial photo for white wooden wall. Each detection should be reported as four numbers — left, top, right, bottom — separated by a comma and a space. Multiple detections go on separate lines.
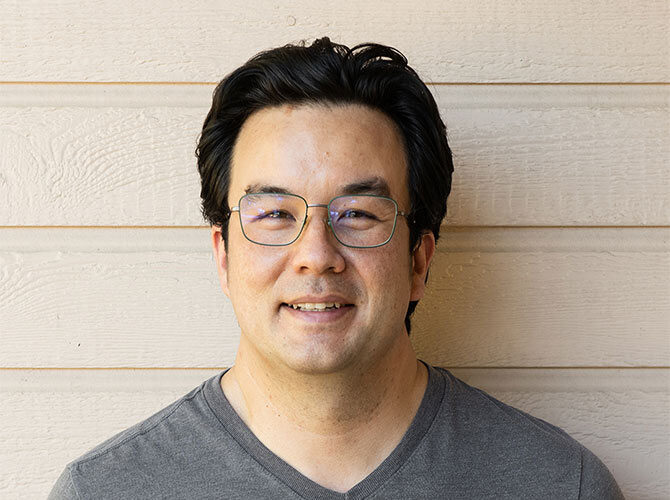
1, 1, 668, 498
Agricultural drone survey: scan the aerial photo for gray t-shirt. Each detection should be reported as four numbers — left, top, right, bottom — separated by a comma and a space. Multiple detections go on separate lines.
48, 363, 624, 499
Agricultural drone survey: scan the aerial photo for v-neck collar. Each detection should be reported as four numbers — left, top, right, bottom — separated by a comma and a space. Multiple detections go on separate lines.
203, 360, 446, 499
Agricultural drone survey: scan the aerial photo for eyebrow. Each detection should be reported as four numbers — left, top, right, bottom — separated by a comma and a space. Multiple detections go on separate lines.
244, 184, 292, 195
339, 177, 391, 197
243, 177, 392, 198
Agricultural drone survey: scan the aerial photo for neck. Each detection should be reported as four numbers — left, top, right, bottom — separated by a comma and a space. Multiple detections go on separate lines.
222, 333, 427, 438
220, 333, 428, 492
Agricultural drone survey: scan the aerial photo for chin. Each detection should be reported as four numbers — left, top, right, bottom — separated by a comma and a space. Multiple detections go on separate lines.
278, 346, 361, 376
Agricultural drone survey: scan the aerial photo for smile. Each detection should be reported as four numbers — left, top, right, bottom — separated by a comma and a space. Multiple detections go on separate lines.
287, 302, 343, 311
280, 301, 355, 323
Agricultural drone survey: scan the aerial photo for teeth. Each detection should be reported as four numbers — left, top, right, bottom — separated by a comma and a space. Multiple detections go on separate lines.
288, 302, 342, 311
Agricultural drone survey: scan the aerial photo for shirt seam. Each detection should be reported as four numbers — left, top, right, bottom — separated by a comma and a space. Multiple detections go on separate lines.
466, 380, 576, 446
578, 445, 585, 500
67, 465, 82, 499
74, 386, 203, 466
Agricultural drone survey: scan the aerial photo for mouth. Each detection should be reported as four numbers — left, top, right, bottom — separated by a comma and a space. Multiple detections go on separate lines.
283, 302, 347, 311
279, 299, 355, 323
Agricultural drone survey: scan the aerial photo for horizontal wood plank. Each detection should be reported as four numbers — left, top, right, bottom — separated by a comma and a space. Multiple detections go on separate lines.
1, 84, 668, 226
414, 229, 670, 368
1, 368, 666, 498
1, 227, 667, 368
2, 0, 668, 82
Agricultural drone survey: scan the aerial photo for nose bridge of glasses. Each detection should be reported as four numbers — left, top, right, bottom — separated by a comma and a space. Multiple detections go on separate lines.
305, 203, 331, 222
302, 203, 334, 236
306, 203, 329, 210
289, 203, 337, 249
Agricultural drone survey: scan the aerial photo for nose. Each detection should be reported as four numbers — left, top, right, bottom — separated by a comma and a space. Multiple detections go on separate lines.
290, 207, 346, 274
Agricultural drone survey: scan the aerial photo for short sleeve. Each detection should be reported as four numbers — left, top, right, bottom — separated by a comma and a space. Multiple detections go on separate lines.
579, 446, 625, 499
47, 466, 80, 500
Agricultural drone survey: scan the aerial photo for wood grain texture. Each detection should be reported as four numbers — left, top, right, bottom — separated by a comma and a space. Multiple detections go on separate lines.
1, 84, 668, 226
1, 227, 667, 368
2, 2, 667, 498
1, 368, 667, 498
1, 0, 668, 82
415, 231, 670, 367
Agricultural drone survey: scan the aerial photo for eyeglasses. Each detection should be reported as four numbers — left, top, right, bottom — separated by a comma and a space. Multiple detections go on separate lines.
229, 193, 410, 248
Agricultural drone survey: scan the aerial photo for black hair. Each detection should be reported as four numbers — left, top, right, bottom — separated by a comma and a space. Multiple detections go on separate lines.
196, 37, 453, 334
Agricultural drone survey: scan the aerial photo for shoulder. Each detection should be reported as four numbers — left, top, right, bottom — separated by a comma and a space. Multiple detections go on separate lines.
434, 366, 581, 450
74, 379, 207, 465
428, 367, 624, 498
48, 373, 225, 499
579, 444, 625, 499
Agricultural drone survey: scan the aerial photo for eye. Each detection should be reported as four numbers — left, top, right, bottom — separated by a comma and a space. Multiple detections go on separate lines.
340, 210, 377, 220
261, 210, 295, 220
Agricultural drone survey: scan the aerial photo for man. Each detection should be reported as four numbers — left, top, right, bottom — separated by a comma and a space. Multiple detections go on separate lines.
49, 38, 623, 499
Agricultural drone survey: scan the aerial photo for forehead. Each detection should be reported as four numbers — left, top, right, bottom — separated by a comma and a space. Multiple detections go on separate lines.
229, 103, 409, 204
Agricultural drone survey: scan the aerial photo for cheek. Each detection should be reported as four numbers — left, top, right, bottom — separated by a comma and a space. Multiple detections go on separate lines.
227, 243, 286, 298
360, 249, 413, 310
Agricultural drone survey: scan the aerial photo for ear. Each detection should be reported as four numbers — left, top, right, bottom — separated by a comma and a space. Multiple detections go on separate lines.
410, 231, 436, 302
211, 225, 231, 298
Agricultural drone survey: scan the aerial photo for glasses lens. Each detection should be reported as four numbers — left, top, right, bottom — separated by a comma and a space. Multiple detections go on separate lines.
329, 196, 398, 247
239, 194, 306, 245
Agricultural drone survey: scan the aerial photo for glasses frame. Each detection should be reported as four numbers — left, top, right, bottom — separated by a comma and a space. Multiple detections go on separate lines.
229, 192, 410, 248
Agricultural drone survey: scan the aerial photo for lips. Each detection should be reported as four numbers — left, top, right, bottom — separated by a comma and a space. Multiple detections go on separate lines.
280, 295, 355, 313
287, 302, 343, 311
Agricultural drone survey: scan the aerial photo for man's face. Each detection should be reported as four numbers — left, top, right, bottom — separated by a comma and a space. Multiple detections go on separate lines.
212, 103, 434, 375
